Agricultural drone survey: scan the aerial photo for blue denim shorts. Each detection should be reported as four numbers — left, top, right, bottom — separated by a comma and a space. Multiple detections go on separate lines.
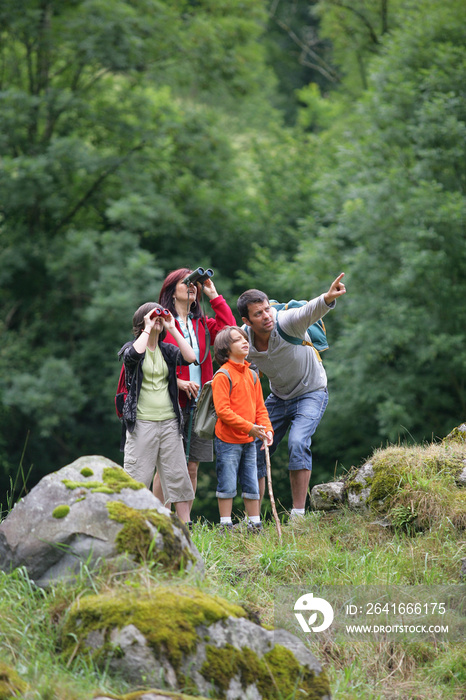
214, 438, 260, 500
256, 389, 328, 479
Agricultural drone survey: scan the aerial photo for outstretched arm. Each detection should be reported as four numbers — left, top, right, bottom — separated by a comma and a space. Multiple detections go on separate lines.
324, 273, 346, 306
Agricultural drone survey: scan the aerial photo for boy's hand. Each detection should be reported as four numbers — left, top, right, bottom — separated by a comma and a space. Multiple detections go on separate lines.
259, 431, 273, 449
249, 424, 268, 441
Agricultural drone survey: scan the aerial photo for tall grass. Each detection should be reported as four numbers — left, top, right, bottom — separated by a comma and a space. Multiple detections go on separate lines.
1, 432, 33, 520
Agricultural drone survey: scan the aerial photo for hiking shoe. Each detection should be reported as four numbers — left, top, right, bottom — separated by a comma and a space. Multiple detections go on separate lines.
218, 522, 236, 533
247, 522, 263, 534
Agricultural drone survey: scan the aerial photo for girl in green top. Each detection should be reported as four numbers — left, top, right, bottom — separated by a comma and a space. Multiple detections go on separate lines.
121, 302, 196, 523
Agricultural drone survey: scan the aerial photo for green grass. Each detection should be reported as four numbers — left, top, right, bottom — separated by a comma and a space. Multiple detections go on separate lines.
193, 510, 464, 614
0, 438, 465, 699
192, 512, 464, 700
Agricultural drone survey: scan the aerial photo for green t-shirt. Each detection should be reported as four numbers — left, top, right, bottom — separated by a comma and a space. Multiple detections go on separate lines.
136, 346, 176, 421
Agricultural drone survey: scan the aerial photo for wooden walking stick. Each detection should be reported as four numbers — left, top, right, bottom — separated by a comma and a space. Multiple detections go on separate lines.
264, 443, 282, 543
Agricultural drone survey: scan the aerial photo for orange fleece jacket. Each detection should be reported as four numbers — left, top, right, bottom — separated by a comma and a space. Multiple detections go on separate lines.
212, 359, 273, 444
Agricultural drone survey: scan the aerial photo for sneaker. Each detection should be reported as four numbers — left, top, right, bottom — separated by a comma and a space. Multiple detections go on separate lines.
247, 522, 263, 534
289, 510, 305, 520
218, 522, 235, 533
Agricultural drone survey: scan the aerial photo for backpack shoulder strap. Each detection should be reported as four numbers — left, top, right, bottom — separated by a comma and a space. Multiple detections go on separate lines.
275, 315, 310, 346
216, 367, 257, 388
117, 364, 126, 390
275, 316, 322, 360
194, 316, 211, 366
214, 367, 233, 394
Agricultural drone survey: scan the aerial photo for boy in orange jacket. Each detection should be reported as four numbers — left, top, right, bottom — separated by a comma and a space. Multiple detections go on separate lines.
212, 326, 273, 531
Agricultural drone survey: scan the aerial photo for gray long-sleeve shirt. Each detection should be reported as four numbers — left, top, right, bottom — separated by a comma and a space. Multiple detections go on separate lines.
243, 294, 334, 401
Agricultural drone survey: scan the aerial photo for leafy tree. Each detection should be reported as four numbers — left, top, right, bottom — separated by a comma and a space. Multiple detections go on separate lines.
314, 0, 402, 92
153, 0, 273, 101
287, 0, 466, 472
0, 0, 279, 497
263, 0, 339, 123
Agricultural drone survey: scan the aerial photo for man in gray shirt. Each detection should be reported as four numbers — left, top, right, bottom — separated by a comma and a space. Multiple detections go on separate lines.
237, 273, 346, 518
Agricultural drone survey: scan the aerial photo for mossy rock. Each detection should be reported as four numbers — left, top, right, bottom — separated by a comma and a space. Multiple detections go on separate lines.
0, 456, 203, 585
106, 501, 195, 570
201, 643, 331, 700
367, 465, 401, 505
0, 662, 29, 699
345, 462, 374, 509
61, 585, 330, 699
62, 465, 146, 495
444, 423, 466, 444
310, 482, 345, 511
344, 443, 466, 531
61, 585, 247, 677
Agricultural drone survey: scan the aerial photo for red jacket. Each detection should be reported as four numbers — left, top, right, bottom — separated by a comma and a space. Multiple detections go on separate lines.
163, 295, 236, 408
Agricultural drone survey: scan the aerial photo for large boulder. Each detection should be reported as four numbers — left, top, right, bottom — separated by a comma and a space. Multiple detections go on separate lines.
0, 456, 203, 585
61, 585, 331, 699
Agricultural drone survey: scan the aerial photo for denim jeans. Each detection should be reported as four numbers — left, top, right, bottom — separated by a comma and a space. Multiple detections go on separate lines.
256, 389, 328, 479
214, 438, 260, 499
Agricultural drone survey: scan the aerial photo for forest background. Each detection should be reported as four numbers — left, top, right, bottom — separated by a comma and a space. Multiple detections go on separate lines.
1, 0, 465, 522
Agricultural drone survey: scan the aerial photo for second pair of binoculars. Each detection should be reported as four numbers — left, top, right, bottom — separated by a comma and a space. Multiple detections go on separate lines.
182, 267, 214, 286
150, 307, 170, 319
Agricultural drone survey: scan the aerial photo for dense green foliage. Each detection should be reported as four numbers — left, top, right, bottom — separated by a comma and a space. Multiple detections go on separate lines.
1, 0, 465, 519
291, 0, 466, 469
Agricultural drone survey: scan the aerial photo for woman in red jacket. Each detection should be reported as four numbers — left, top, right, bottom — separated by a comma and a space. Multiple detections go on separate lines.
152, 267, 236, 509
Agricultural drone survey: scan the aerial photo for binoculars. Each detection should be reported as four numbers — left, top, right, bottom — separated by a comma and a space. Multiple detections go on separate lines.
182, 267, 214, 286
150, 307, 170, 319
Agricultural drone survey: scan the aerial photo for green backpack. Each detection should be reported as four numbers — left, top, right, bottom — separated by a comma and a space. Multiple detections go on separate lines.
269, 299, 329, 353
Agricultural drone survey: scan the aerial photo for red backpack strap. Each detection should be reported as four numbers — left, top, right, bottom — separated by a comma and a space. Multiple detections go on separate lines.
115, 364, 128, 418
